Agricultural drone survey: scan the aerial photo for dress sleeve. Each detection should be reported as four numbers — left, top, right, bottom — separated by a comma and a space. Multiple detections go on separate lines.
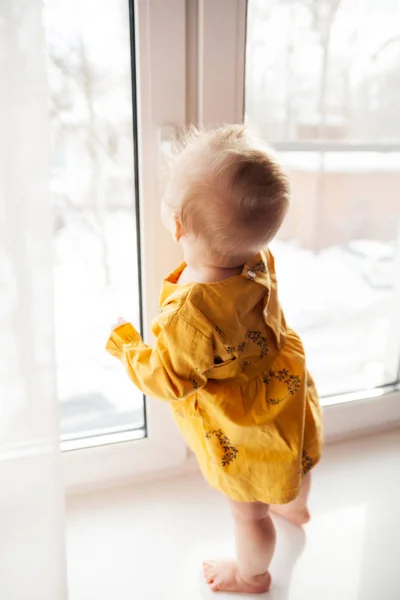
105, 315, 214, 401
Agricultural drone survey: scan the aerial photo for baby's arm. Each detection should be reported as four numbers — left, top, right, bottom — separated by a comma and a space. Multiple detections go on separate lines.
106, 314, 214, 401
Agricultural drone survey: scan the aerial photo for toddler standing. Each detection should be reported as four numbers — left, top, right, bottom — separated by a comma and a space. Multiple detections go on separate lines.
106, 125, 323, 594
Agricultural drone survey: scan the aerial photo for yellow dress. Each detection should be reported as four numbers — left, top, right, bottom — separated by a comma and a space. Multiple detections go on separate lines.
106, 250, 323, 504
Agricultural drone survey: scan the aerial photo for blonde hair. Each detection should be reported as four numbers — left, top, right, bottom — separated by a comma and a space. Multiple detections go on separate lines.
163, 125, 290, 267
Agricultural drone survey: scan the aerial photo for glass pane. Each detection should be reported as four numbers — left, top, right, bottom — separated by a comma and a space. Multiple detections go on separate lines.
269, 151, 400, 397
43, 0, 145, 439
246, 0, 400, 143
246, 1, 400, 397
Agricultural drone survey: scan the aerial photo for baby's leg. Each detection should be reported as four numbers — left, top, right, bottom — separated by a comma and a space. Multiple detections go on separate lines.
203, 500, 274, 594
270, 472, 311, 526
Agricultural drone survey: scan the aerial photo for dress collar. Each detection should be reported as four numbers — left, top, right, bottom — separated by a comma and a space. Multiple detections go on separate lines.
163, 250, 271, 291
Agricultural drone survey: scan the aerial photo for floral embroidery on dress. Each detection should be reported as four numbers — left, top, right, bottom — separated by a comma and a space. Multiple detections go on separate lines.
268, 398, 283, 406
192, 379, 199, 390
253, 260, 267, 274
245, 260, 267, 280
246, 329, 269, 358
226, 345, 236, 355
237, 340, 250, 366
238, 341, 247, 353
263, 368, 301, 395
301, 450, 315, 475
205, 429, 239, 467
215, 325, 224, 336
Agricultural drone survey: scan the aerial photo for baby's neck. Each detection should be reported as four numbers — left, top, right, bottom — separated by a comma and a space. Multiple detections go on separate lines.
179, 262, 243, 284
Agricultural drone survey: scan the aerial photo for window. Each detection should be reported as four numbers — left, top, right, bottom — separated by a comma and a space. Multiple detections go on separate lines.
246, 0, 400, 398
41, 0, 398, 487
57, 0, 189, 486
43, 0, 145, 442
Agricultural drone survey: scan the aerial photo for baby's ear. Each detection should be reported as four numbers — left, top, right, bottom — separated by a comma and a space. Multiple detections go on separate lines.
173, 216, 183, 242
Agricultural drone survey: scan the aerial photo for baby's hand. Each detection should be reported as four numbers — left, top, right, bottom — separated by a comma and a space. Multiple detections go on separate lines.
111, 317, 127, 332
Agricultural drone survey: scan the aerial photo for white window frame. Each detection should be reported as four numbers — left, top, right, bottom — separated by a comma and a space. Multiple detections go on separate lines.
63, 0, 189, 490
63, 0, 400, 493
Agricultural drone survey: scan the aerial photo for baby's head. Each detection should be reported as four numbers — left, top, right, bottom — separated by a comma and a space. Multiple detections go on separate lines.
162, 125, 290, 268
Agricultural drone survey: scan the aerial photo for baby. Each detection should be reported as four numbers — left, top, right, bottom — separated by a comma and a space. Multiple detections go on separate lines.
106, 125, 323, 594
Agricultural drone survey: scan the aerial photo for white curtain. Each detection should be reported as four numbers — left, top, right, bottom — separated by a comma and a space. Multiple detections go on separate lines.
0, 1, 68, 598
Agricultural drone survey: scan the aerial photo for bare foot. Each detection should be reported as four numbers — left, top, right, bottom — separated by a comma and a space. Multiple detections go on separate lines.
270, 503, 310, 526
203, 559, 271, 594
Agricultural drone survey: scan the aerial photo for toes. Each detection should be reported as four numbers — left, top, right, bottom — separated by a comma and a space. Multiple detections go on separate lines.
202, 562, 216, 584
210, 582, 219, 591
203, 561, 215, 574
